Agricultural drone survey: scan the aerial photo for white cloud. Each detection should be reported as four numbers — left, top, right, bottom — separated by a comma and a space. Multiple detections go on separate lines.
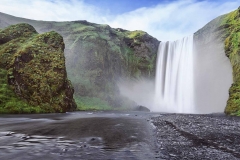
106, 0, 240, 41
0, 0, 104, 22
0, 0, 239, 41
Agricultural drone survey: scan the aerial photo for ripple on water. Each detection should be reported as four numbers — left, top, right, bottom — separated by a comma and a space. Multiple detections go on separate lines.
0, 131, 155, 160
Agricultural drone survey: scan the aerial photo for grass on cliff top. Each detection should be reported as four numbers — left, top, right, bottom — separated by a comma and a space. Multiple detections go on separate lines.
126, 30, 146, 39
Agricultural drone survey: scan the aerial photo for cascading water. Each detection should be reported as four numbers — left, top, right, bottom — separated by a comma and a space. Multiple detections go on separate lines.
154, 35, 194, 113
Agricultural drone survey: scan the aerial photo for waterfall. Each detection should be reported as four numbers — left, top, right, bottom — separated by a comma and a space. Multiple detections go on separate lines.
154, 35, 194, 113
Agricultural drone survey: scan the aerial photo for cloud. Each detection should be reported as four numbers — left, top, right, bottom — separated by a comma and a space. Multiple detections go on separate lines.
106, 0, 240, 41
0, 0, 104, 22
0, 0, 239, 41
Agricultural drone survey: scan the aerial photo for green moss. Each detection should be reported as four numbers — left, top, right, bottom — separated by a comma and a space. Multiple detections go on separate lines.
221, 8, 240, 115
62, 23, 158, 110
126, 30, 146, 39
0, 68, 51, 114
12, 20, 158, 110
0, 23, 76, 113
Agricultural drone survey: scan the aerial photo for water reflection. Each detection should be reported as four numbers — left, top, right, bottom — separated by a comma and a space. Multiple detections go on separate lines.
0, 112, 157, 160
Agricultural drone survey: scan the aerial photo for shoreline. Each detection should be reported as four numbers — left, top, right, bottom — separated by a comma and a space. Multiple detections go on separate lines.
0, 111, 239, 159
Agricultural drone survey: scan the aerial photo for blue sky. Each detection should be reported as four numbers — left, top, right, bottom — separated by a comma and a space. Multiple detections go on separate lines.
84, 0, 225, 14
0, 0, 239, 41
83, 0, 165, 14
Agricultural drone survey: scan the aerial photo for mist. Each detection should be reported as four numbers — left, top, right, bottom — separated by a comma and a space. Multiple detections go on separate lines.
193, 27, 233, 114
117, 78, 155, 110
118, 17, 233, 114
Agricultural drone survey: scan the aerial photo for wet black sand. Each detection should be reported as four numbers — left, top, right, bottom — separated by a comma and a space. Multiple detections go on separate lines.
0, 112, 240, 159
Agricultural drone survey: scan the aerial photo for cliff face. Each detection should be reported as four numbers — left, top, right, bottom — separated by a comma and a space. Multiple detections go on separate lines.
221, 7, 240, 115
65, 24, 159, 108
194, 7, 240, 115
193, 12, 233, 113
0, 13, 159, 109
0, 23, 76, 113
0, 9, 239, 113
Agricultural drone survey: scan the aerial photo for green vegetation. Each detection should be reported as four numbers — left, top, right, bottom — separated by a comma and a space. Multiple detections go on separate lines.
126, 30, 146, 39
75, 96, 111, 111
0, 18, 159, 111
74, 95, 134, 111
63, 22, 159, 109
221, 7, 240, 115
0, 68, 52, 113
0, 23, 76, 113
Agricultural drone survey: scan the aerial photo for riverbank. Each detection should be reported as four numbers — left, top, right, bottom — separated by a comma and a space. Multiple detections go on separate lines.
0, 111, 239, 159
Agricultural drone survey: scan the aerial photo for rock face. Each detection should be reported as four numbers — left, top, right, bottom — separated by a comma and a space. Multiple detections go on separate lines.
194, 7, 240, 115
192, 7, 240, 115
193, 11, 233, 113
0, 23, 76, 113
221, 7, 240, 115
65, 25, 159, 108
0, 14, 160, 109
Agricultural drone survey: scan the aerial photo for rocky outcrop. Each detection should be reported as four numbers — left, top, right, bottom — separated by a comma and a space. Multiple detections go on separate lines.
0, 23, 76, 113
0, 14, 159, 109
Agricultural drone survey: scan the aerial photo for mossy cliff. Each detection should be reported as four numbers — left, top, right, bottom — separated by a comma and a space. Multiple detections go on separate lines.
64, 24, 159, 109
0, 23, 76, 113
220, 7, 240, 115
194, 7, 240, 115
0, 14, 159, 110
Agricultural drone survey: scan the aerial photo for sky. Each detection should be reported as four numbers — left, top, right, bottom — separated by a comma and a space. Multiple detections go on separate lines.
0, 0, 239, 41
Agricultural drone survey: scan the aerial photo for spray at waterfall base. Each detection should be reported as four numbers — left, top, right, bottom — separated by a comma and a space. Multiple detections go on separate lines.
119, 34, 232, 114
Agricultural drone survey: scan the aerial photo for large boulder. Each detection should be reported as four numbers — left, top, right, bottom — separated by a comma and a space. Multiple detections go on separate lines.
0, 23, 76, 113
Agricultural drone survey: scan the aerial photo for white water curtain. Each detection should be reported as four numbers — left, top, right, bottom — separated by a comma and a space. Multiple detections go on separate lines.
154, 35, 194, 113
